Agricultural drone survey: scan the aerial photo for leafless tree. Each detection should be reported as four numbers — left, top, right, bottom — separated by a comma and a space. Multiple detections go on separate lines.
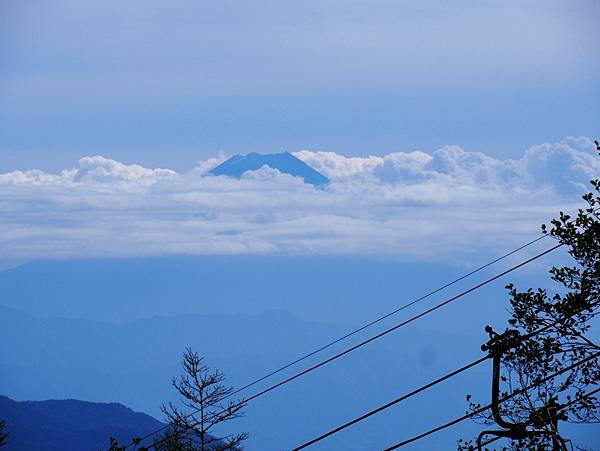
160, 348, 248, 451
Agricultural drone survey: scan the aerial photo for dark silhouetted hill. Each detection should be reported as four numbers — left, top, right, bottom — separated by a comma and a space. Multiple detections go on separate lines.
210, 152, 329, 186
0, 395, 163, 451
0, 394, 237, 451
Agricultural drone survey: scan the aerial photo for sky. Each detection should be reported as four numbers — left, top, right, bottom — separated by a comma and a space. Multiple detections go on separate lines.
0, 0, 599, 173
1, 0, 599, 265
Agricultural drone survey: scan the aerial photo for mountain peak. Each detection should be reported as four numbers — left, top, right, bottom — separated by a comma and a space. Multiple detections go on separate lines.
210, 152, 329, 186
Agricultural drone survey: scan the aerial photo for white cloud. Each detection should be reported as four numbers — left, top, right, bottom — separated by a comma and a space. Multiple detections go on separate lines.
72, 156, 176, 184
0, 156, 176, 188
240, 165, 305, 184
297, 137, 600, 195
0, 137, 598, 261
293, 151, 384, 180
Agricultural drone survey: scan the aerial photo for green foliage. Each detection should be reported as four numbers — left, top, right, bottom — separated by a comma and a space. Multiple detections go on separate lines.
459, 142, 600, 450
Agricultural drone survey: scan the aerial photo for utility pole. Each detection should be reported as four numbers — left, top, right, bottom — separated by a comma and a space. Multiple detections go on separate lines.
476, 326, 567, 451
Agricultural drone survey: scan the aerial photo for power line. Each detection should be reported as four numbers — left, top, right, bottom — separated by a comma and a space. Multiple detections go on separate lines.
132, 241, 562, 450
291, 356, 488, 450
135, 242, 562, 450
225, 235, 547, 398
291, 312, 573, 450
383, 352, 600, 450
126, 235, 548, 449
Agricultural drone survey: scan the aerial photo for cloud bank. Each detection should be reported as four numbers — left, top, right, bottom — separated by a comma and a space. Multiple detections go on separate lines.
1, 137, 598, 262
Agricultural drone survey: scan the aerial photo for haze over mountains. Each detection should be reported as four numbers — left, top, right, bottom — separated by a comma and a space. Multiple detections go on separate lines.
4, 249, 597, 449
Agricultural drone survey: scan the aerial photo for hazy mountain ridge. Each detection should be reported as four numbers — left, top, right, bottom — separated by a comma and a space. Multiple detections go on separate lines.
1, 254, 580, 449
0, 255, 497, 323
0, 301, 489, 450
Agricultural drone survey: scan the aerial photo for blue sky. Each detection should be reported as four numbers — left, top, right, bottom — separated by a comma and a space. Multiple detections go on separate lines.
1, 0, 599, 266
1, 0, 598, 172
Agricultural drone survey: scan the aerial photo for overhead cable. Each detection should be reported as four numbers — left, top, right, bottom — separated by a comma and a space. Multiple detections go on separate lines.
134, 242, 562, 450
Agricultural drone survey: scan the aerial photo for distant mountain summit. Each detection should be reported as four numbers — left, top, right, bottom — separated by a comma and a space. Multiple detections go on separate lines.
210, 152, 329, 186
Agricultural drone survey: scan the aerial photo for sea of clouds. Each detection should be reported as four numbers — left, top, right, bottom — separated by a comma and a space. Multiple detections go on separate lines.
1, 137, 598, 261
